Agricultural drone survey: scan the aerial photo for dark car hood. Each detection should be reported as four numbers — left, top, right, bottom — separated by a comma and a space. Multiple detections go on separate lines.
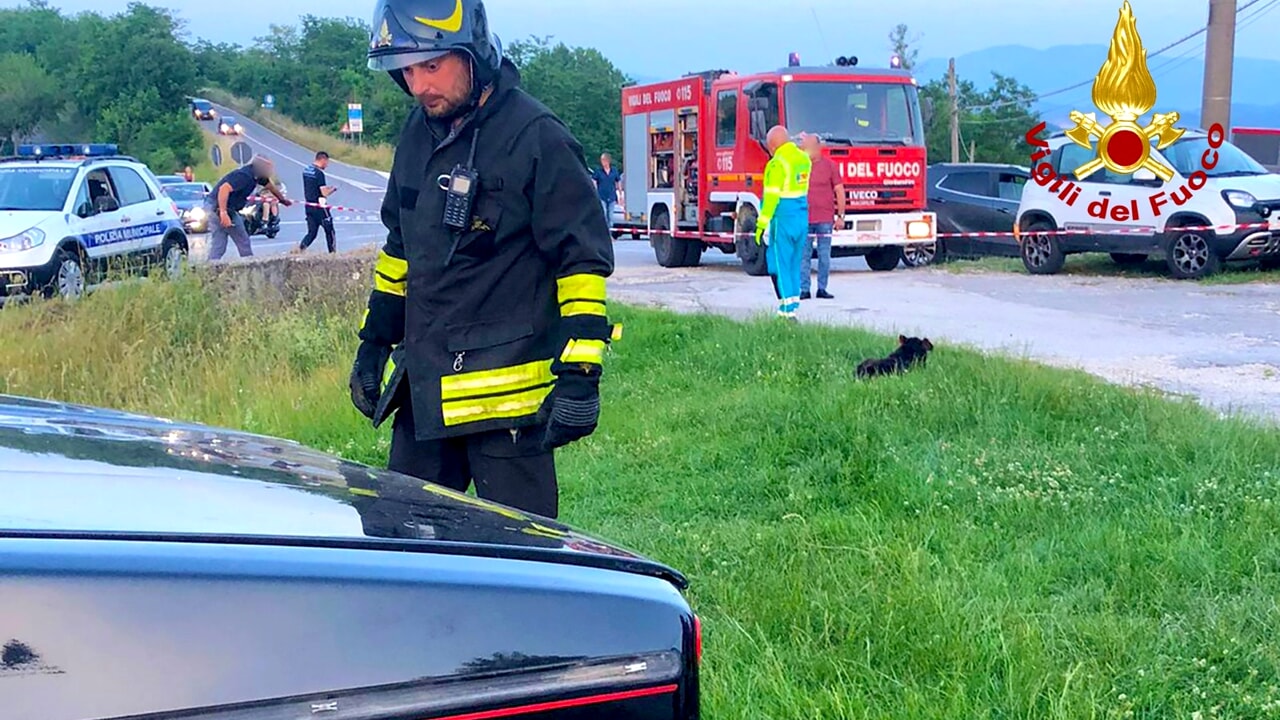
0, 395, 686, 588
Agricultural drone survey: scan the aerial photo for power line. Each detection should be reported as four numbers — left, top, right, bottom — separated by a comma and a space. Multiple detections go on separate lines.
960, 0, 1269, 113
1148, 0, 1278, 77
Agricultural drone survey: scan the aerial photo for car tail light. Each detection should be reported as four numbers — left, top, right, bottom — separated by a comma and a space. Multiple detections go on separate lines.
693, 614, 702, 665
171, 201, 180, 216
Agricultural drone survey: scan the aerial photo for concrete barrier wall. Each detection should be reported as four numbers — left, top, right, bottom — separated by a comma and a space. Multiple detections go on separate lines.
194, 246, 378, 311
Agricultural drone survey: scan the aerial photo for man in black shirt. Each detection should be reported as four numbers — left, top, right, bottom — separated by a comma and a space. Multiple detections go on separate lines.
297, 150, 338, 254
205, 155, 292, 260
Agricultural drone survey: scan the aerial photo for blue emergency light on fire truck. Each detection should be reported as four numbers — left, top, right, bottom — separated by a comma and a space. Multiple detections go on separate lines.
617, 53, 937, 275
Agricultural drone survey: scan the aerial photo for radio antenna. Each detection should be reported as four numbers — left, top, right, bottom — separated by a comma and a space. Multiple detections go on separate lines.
809, 6, 832, 61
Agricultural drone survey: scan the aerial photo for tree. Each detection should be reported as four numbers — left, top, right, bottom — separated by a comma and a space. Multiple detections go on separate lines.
506, 36, 631, 164
0, 52, 64, 151
919, 71, 1041, 164
888, 23, 921, 70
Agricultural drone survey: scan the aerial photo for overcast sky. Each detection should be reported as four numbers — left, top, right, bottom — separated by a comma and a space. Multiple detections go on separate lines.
9, 0, 1278, 78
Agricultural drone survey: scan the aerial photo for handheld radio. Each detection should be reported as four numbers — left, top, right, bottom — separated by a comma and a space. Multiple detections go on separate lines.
441, 128, 481, 231
441, 127, 482, 266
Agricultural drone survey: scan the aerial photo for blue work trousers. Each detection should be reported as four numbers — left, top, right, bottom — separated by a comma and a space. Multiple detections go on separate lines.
764, 199, 807, 318
802, 222, 833, 294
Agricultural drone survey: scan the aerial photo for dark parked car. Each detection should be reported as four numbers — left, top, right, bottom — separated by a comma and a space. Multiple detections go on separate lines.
164, 181, 213, 233
918, 162, 1030, 264
0, 394, 700, 720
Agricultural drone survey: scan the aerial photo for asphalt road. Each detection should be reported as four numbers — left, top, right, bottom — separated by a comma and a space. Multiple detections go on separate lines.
190, 105, 391, 260
187, 105, 1280, 424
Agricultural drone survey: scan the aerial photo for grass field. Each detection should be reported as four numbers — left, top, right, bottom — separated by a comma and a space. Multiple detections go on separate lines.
943, 253, 1280, 285
4, 273, 1280, 718
200, 88, 395, 172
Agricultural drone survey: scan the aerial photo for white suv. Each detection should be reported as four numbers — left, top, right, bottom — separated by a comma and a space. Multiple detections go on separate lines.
0, 144, 189, 300
1015, 128, 1280, 279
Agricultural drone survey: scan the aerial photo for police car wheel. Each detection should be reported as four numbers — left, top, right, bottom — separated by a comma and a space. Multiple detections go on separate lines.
50, 248, 85, 300
162, 240, 186, 278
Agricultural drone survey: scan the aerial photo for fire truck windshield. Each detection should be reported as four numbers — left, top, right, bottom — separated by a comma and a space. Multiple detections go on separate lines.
783, 80, 923, 146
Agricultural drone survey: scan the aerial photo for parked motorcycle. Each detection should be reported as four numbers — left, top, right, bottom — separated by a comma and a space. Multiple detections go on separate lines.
239, 185, 285, 239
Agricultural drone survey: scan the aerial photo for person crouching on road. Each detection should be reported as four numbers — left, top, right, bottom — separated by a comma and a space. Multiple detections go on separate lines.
296, 150, 338, 254
754, 125, 810, 319
347, 0, 617, 519
206, 155, 292, 260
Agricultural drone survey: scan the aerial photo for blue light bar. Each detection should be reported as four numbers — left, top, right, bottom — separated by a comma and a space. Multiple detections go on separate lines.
16, 143, 120, 158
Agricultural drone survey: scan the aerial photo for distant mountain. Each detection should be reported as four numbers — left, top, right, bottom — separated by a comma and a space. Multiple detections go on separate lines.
914, 44, 1280, 130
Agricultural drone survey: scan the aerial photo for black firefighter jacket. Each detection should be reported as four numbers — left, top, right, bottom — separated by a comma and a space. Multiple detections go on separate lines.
359, 58, 616, 442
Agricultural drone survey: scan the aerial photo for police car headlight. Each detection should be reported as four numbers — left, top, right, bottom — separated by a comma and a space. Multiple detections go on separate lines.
0, 227, 45, 254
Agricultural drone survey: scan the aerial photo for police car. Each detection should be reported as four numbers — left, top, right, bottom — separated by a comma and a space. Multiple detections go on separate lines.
1015, 127, 1280, 279
0, 143, 189, 301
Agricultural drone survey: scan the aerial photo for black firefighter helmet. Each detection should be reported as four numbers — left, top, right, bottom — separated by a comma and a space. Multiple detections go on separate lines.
367, 0, 503, 99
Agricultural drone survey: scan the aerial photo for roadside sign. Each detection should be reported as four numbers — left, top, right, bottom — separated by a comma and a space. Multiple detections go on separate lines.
347, 103, 363, 134
263, 94, 275, 109
210, 144, 222, 167
230, 141, 253, 164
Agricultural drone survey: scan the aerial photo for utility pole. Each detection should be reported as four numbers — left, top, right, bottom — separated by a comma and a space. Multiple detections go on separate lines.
1200, 0, 1236, 132
948, 58, 959, 163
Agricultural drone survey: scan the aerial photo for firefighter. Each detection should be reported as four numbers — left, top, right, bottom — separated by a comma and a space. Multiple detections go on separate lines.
754, 125, 811, 319
349, 0, 616, 519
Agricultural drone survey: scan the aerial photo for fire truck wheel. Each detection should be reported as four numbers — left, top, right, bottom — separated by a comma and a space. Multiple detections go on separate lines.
650, 208, 700, 267
864, 247, 901, 272
733, 209, 769, 276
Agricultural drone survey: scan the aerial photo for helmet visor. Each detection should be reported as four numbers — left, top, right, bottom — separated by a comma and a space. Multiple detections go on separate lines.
368, 48, 452, 72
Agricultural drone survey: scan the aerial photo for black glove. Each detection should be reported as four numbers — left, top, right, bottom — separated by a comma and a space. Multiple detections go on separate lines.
539, 370, 600, 450
349, 341, 391, 419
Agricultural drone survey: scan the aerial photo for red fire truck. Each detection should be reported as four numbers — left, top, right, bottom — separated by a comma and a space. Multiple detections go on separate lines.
616, 54, 937, 274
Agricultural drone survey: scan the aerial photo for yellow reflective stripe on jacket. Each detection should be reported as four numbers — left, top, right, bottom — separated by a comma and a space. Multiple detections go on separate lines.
373, 250, 407, 297
439, 359, 555, 427
442, 386, 552, 426
560, 338, 606, 365
557, 273, 606, 317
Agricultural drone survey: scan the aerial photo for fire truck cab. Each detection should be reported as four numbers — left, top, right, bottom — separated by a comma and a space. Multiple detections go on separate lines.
618, 55, 936, 274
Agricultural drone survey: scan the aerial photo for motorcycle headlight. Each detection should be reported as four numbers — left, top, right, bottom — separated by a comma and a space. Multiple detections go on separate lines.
0, 227, 46, 254
186, 207, 206, 220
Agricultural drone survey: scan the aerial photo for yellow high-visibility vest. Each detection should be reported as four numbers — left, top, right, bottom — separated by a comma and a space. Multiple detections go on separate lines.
758, 141, 811, 226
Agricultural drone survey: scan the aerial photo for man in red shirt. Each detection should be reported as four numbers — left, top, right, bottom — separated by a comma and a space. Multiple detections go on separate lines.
801, 134, 844, 299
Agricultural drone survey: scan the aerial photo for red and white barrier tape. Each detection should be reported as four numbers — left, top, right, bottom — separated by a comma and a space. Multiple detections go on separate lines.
640, 221, 1277, 242
248, 196, 369, 213
245, 193, 1276, 241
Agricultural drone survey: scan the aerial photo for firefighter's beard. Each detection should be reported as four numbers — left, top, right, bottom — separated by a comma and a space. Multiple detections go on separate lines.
416, 70, 473, 120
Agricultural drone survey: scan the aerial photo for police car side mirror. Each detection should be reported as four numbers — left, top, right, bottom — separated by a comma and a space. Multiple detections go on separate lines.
75, 202, 95, 218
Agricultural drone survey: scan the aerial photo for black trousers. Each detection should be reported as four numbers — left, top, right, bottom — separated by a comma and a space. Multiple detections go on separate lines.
387, 396, 559, 518
300, 208, 335, 253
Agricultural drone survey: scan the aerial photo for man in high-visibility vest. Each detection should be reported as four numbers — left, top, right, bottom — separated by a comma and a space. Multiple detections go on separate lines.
754, 125, 811, 319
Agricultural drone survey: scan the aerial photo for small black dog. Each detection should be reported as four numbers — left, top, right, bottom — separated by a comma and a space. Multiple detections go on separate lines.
856, 335, 934, 378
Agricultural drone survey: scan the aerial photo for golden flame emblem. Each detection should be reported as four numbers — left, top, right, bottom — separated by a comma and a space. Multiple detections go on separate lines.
373, 18, 393, 49
1065, 1, 1185, 181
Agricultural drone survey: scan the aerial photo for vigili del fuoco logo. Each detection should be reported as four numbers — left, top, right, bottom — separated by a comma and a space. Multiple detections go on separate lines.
1024, 0, 1226, 223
